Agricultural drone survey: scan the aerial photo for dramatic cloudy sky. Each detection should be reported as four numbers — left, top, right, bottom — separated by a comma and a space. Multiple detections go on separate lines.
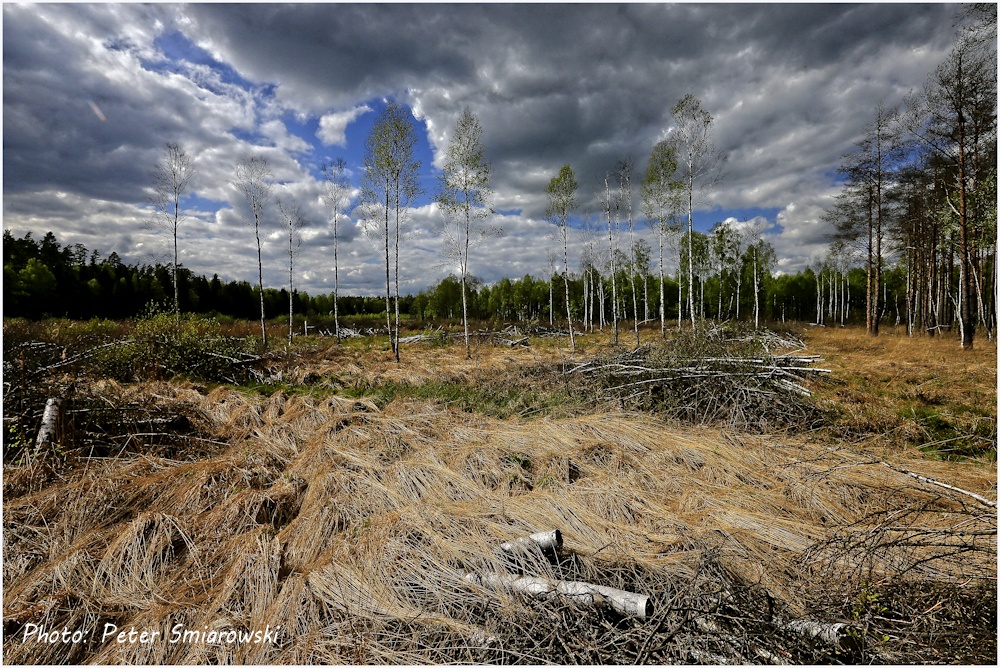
2, 3, 970, 296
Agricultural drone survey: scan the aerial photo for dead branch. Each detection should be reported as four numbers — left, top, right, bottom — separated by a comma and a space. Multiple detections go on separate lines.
466, 573, 653, 619
781, 619, 861, 654
881, 462, 996, 509
34, 341, 122, 375
567, 344, 828, 430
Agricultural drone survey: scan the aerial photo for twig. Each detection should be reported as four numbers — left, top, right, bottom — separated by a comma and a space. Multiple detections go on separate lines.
881, 462, 996, 508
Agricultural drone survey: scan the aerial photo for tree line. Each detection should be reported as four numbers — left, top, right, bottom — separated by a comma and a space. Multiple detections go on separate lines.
2, 230, 402, 322
4, 226, 906, 334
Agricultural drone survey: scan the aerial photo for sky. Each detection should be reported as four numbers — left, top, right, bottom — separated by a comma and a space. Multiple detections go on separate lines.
2, 2, 972, 297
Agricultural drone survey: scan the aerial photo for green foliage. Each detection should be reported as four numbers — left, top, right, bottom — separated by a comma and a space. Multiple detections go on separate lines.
437, 107, 493, 225
535, 473, 558, 489
902, 403, 997, 460
848, 585, 891, 644
641, 139, 683, 226
545, 164, 578, 223
1, 230, 408, 323
2, 307, 261, 384
92, 308, 260, 383
4, 418, 30, 463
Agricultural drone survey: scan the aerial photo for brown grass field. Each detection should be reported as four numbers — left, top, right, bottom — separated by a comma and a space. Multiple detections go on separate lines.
2, 320, 996, 664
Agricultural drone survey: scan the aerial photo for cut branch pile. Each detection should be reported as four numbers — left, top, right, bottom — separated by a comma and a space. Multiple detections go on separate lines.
714, 324, 808, 354
568, 345, 829, 430
337, 326, 386, 338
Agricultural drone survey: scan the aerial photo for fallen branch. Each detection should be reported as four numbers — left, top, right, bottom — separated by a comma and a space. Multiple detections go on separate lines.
498, 336, 529, 347
203, 350, 264, 366
35, 341, 121, 375
500, 529, 563, 554
466, 572, 653, 619
398, 334, 438, 344
881, 462, 996, 509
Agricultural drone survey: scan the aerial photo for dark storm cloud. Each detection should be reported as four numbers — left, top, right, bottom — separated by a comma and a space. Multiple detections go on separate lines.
3, 5, 201, 201
3, 3, 970, 294
182, 3, 483, 109
4, 8, 142, 201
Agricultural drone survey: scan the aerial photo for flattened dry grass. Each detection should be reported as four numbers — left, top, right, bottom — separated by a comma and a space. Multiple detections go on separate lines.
274, 329, 590, 386
4, 384, 995, 664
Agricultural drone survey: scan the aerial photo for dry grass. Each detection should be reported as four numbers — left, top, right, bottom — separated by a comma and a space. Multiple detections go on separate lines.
804, 326, 997, 458
4, 376, 995, 664
3, 322, 996, 663
271, 328, 598, 387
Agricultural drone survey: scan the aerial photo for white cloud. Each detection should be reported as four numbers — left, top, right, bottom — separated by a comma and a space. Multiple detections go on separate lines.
260, 119, 311, 154
316, 105, 372, 146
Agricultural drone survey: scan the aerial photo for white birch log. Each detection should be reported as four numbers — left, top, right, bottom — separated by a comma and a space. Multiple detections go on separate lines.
35, 398, 62, 448
499, 529, 562, 553
466, 572, 653, 619
782, 620, 860, 653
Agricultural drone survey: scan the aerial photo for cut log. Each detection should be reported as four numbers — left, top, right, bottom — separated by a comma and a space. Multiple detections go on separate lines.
781, 619, 861, 654
398, 334, 436, 344
466, 572, 653, 619
499, 529, 562, 554
35, 398, 62, 448
496, 529, 562, 574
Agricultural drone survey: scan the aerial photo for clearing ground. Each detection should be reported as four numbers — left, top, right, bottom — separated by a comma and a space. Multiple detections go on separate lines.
2, 320, 996, 664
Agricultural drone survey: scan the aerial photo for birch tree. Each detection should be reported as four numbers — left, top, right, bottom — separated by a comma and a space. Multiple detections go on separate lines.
711, 219, 740, 320
634, 238, 652, 322
680, 230, 710, 319
666, 94, 724, 331
321, 158, 352, 341
150, 142, 195, 326
641, 140, 682, 338
618, 159, 640, 346
437, 107, 497, 359
546, 164, 578, 350
600, 173, 621, 343
546, 250, 557, 326
232, 154, 273, 349
277, 197, 305, 345
579, 214, 605, 333
743, 218, 772, 328
360, 101, 421, 363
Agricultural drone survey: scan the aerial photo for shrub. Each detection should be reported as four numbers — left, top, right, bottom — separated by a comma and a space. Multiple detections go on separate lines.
93, 311, 261, 383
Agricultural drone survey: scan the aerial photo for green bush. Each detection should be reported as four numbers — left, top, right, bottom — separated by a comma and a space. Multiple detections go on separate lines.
90, 311, 259, 383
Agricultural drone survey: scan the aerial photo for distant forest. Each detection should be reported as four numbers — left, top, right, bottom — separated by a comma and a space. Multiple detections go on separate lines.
2, 230, 397, 322
2, 228, 932, 329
